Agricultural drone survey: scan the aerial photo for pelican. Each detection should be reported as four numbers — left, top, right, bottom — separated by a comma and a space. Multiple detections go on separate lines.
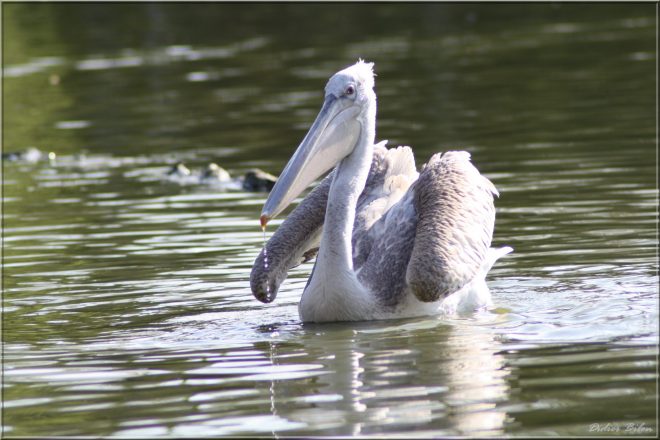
251, 61, 511, 322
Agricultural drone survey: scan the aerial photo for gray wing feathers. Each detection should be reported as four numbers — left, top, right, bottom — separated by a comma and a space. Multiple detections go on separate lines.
250, 173, 332, 303
406, 151, 497, 302
355, 192, 418, 309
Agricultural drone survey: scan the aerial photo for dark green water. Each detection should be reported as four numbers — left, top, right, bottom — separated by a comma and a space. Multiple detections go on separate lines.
2, 3, 658, 437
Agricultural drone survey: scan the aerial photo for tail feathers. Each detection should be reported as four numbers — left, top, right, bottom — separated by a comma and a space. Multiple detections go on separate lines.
484, 246, 513, 274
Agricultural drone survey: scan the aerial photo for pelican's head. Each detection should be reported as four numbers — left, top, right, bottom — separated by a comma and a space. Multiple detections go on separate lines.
260, 60, 376, 227
324, 60, 376, 111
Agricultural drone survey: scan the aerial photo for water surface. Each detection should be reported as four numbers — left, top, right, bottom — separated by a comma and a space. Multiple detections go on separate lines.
2, 3, 658, 437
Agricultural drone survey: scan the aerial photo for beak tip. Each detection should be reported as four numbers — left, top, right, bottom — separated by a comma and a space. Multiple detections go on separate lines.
260, 214, 269, 231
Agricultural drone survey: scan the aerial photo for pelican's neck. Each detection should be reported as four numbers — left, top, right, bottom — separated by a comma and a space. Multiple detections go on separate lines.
318, 105, 376, 272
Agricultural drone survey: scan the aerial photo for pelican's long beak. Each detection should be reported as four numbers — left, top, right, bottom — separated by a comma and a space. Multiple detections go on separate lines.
260, 95, 361, 226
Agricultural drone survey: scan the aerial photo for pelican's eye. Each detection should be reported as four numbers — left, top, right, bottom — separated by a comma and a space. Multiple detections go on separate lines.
345, 85, 356, 97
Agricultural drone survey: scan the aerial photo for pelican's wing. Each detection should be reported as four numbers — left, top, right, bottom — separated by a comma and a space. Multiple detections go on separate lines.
406, 151, 498, 302
250, 172, 332, 303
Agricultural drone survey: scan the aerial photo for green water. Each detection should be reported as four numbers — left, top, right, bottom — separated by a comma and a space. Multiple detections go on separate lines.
2, 3, 658, 437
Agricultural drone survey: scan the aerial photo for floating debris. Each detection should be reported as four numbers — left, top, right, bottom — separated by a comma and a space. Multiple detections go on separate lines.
201, 162, 231, 182
2, 147, 56, 164
165, 162, 276, 191
242, 168, 277, 192
167, 162, 192, 177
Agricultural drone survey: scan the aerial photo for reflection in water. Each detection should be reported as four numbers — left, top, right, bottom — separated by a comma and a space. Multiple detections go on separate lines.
3, 2, 657, 437
259, 319, 511, 436
443, 327, 507, 435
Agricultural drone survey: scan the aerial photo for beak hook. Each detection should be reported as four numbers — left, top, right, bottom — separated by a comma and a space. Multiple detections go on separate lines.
260, 215, 269, 231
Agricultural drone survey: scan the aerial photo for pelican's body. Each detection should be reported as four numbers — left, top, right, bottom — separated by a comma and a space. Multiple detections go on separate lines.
251, 61, 511, 322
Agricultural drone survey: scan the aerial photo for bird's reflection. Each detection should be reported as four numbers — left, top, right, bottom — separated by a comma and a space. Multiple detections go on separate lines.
257, 316, 510, 436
